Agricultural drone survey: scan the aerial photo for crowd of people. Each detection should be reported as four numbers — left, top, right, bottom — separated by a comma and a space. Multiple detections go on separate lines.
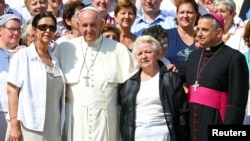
0, 0, 250, 141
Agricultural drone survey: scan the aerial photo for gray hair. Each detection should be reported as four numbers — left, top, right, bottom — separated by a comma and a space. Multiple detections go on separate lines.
132, 35, 161, 56
214, 0, 236, 13
21, 19, 32, 40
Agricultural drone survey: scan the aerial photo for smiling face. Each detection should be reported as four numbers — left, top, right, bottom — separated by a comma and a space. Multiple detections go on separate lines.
91, 0, 111, 18
35, 17, 56, 44
115, 7, 136, 29
196, 18, 223, 47
27, 0, 48, 17
213, 3, 236, 32
177, 2, 198, 28
78, 9, 104, 43
0, 19, 21, 49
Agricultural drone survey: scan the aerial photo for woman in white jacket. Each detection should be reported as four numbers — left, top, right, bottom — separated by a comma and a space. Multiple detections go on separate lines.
6, 11, 65, 141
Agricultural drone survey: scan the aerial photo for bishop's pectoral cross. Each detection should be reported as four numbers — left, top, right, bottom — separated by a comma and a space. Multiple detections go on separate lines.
82, 75, 90, 86
192, 80, 199, 91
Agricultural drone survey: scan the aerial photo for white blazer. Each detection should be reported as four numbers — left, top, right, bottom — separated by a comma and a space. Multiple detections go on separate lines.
7, 43, 66, 133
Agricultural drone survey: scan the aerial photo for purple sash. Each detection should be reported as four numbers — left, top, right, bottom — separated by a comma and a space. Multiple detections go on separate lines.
188, 86, 228, 123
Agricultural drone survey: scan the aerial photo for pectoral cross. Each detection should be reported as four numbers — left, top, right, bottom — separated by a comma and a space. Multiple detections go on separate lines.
82, 75, 90, 86
6, 55, 10, 63
192, 80, 199, 91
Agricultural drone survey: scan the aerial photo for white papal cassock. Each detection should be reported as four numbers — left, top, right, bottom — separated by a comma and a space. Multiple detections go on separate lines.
55, 35, 138, 141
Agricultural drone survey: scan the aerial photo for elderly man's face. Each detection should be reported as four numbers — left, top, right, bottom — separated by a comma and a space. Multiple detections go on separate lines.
78, 9, 104, 43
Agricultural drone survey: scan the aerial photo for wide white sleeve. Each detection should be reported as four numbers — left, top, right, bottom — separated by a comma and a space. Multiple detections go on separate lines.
7, 49, 25, 87
115, 43, 139, 83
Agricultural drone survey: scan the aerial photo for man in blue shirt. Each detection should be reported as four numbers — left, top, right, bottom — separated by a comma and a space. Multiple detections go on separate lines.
131, 0, 176, 36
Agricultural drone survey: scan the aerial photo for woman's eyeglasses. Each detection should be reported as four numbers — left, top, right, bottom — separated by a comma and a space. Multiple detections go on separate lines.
27, 33, 36, 39
37, 24, 56, 32
2, 26, 21, 33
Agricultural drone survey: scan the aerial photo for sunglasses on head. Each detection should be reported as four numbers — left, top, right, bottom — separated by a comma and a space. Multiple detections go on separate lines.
37, 24, 56, 32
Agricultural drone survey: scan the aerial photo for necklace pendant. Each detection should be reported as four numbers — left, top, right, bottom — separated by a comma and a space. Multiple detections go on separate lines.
193, 80, 199, 92
83, 75, 90, 86
86, 79, 89, 86
6, 55, 10, 63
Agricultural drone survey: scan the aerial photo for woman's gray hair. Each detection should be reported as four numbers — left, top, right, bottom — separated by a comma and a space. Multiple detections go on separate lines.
21, 19, 32, 40
214, 0, 236, 13
132, 35, 161, 56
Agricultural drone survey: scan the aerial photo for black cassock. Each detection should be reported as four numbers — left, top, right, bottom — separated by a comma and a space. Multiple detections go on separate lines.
178, 42, 249, 141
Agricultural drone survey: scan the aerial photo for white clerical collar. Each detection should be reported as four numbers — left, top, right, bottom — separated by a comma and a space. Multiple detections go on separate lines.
204, 41, 223, 51
84, 35, 103, 47
205, 47, 210, 51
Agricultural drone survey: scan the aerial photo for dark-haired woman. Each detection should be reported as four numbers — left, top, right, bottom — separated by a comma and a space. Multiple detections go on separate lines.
54, 1, 85, 51
164, 0, 199, 66
6, 11, 65, 141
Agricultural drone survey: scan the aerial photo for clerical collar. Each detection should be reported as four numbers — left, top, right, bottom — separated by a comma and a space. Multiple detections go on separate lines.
84, 35, 103, 47
204, 41, 224, 52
